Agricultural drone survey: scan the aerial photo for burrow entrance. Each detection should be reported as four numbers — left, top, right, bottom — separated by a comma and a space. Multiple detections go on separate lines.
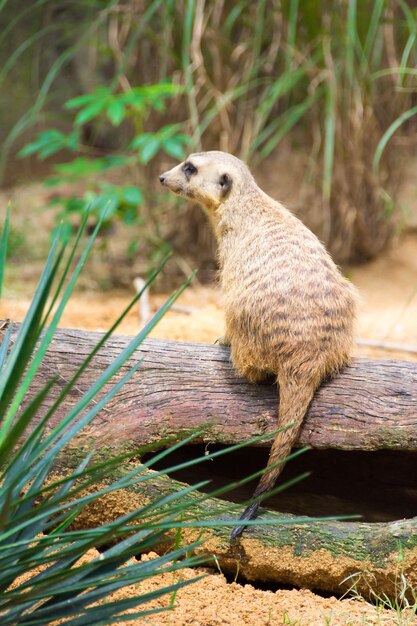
142, 445, 417, 522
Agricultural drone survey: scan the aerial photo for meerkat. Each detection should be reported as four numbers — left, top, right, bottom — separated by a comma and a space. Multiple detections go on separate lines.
159, 151, 357, 540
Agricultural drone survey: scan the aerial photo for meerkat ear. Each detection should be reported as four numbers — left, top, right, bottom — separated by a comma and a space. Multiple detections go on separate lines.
219, 173, 232, 196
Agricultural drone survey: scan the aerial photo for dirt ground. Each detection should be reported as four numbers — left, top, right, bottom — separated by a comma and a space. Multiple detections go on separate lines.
91, 551, 415, 626
2, 178, 417, 624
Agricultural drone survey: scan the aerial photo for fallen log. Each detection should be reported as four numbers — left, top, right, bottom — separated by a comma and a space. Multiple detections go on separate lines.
3, 321, 417, 596
71, 463, 417, 599
6, 324, 417, 451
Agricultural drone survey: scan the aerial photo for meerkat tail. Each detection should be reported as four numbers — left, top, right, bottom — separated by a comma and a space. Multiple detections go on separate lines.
230, 380, 316, 541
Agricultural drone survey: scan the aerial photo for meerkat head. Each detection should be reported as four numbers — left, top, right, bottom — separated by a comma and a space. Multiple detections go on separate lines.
159, 151, 255, 211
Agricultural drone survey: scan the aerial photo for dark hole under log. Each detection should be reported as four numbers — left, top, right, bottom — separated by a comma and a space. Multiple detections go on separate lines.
142, 445, 417, 523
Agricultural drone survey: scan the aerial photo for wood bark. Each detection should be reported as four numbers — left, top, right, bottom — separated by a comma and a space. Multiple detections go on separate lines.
3, 321, 417, 596
5, 322, 416, 452
107, 465, 417, 598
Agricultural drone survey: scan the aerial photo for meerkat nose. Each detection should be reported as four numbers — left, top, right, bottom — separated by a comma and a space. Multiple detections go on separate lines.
159, 174, 166, 184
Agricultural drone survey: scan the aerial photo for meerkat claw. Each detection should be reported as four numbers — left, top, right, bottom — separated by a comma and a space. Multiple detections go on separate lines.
215, 336, 231, 346
230, 502, 260, 542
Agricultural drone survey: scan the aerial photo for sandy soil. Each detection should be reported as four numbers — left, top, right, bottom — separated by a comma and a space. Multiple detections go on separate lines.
105, 552, 411, 626
14, 547, 411, 626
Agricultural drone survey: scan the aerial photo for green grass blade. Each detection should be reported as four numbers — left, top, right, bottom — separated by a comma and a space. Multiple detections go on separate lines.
346, 0, 358, 85
32, 539, 203, 612
0, 236, 63, 432
371, 67, 417, 81
182, 0, 200, 149
0, 321, 11, 371
285, 0, 299, 72
397, 0, 417, 86
40, 273, 195, 452
373, 104, 417, 176
10, 427, 295, 535
399, 34, 417, 84
0, 44, 76, 183
0, 378, 55, 465
41, 210, 90, 325
0, 204, 10, 298
2, 219, 98, 427
362, 0, 385, 64
258, 91, 319, 160
33, 577, 205, 626
0, 23, 59, 88
34, 252, 171, 444
323, 52, 336, 201
0, 0, 49, 48
3, 359, 144, 516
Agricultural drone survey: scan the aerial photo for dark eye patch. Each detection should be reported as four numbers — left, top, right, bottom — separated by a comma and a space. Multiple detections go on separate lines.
183, 162, 197, 179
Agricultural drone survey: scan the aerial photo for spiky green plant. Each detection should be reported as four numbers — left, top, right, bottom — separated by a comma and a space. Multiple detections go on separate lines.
0, 210, 211, 625
0, 209, 337, 625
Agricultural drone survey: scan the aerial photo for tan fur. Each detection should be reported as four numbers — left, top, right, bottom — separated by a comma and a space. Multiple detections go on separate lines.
160, 151, 358, 538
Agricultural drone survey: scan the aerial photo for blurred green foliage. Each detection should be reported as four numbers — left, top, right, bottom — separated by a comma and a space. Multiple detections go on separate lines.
2, 0, 417, 265
19, 83, 190, 230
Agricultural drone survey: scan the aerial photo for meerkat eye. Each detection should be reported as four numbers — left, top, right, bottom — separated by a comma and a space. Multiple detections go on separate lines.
219, 173, 232, 195
183, 162, 197, 178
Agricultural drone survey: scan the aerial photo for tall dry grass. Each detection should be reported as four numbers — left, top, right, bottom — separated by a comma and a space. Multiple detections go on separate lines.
2, 0, 417, 263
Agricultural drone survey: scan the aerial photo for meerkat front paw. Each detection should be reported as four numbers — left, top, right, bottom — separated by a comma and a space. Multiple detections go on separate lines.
215, 336, 231, 347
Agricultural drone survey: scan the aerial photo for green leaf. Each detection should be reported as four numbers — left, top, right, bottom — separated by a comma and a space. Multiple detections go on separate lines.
138, 136, 161, 164
53, 156, 131, 181
60, 197, 88, 214
107, 100, 126, 126
18, 130, 80, 161
162, 136, 190, 160
158, 123, 182, 138
120, 186, 144, 206
121, 208, 139, 225
129, 133, 152, 150
93, 193, 120, 221
65, 87, 111, 110
74, 101, 107, 126
64, 94, 96, 110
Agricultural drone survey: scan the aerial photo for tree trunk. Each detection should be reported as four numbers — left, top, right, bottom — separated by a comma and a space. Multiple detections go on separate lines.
3, 321, 417, 597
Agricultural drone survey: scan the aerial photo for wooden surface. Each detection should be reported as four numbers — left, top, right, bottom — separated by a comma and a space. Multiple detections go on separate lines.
5, 322, 416, 451
67, 454, 417, 598
4, 320, 417, 595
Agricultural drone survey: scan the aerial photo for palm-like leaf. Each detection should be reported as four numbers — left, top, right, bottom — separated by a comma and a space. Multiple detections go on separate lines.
0, 215, 209, 624
0, 211, 340, 624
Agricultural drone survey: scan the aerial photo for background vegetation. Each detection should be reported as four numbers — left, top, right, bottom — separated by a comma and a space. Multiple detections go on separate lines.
1, 0, 417, 276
